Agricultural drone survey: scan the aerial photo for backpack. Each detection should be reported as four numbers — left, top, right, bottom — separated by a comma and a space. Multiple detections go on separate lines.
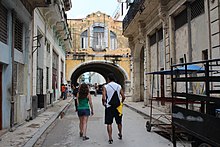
108, 85, 120, 108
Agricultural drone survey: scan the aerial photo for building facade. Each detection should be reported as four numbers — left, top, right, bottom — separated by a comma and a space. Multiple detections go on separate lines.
123, 0, 220, 104
0, 0, 72, 130
66, 11, 131, 94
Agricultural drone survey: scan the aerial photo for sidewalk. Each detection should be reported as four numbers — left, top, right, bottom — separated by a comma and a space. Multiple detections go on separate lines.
124, 98, 171, 124
0, 97, 73, 147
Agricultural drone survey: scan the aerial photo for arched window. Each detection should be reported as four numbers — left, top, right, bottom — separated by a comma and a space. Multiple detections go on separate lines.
80, 30, 88, 49
110, 31, 117, 50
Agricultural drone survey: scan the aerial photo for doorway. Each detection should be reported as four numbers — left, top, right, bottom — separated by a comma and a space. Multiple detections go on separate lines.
140, 46, 144, 101
0, 64, 2, 129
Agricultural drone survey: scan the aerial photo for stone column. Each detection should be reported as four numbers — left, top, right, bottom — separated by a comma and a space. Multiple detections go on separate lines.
133, 52, 141, 102
144, 36, 149, 105
128, 37, 135, 101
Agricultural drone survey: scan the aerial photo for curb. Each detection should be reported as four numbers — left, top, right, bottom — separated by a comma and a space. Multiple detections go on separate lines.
23, 98, 73, 147
124, 103, 150, 118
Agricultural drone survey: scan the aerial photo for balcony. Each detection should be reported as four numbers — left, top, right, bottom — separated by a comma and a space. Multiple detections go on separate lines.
20, 0, 51, 14
123, 0, 145, 32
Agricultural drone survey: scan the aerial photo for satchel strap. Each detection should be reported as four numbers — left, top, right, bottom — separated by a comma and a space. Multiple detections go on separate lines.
109, 84, 118, 91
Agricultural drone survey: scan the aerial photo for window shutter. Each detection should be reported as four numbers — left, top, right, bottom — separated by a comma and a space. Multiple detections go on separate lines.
104, 28, 108, 48
14, 17, 23, 52
0, 3, 8, 44
89, 26, 93, 48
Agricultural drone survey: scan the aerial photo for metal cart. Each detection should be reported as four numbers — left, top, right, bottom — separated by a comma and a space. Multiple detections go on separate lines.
171, 58, 220, 147
145, 64, 206, 141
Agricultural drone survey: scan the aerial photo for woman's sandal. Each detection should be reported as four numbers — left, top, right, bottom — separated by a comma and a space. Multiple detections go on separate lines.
108, 139, 113, 144
118, 133, 122, 140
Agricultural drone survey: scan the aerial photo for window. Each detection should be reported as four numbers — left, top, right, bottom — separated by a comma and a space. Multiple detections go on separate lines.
0, 3, 8, 44
14, 16, 23, 52
158, 28, 163, 41
174, 0, 204, 30
46, 67, 49, 89
52, 51, 58, 69
110, 31, 117, 50
149, 33, 156, 46
202, 49, 208, 60
37, 68, 43, 94
179, 58, 184, 64
80, 30, 88, 49
174, 9, 187, 31
93, 26, 105, 50
191, 0, 205, 20
46, 39, 50, 53
149, 28, 163, 46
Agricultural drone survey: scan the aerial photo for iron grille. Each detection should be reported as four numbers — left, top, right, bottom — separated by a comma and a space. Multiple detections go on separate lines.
191, 0, 205, 20
0, 3, 8, 44
174, 0, 204, 31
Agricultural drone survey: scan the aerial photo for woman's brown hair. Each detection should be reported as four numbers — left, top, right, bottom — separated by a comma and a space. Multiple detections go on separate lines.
78, 83, 89, 99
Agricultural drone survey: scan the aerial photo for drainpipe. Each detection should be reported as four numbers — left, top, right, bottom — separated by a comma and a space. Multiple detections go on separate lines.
10, 10, 15, 131
207, 0, 212, 60
31, 9, 35, 119
187, 3, 193, 109
187, 2, 192, 63
156, 30, 159, 98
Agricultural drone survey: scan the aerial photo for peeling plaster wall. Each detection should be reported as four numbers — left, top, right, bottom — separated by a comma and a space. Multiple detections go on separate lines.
191, 15, 209, 61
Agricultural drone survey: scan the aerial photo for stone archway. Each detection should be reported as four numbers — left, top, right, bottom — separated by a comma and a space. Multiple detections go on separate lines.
70, 61, 129, 91
140, 46, 144, 101
132, 42, 145, 102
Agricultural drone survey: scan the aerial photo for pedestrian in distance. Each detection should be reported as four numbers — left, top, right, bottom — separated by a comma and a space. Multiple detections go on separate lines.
102, 73, 126, 144
94, 83, 98, 96
61, 84, 66, 99
64, 84, 68, 100
72, 83, 79, 112
77, 83, 94, 141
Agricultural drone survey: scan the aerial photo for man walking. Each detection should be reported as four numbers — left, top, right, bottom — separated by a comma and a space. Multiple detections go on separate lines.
102, 73, 126, 144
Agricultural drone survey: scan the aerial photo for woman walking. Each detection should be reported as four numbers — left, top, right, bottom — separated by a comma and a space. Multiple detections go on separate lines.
77, 83, 94, 141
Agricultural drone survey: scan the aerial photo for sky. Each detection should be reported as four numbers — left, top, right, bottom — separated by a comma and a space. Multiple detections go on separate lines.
66, 0, 120, 19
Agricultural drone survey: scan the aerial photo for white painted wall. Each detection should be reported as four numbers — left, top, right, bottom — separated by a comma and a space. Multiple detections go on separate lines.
33, 9, 66, 101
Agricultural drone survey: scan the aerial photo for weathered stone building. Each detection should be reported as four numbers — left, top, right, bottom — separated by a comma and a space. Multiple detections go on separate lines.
123, 0, 220, 104
0, 0, 72, 130
66, 11, 131, 94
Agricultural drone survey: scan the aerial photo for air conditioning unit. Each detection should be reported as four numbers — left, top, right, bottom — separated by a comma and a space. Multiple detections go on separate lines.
45, 0, 52, 5
127, 0, 134, 4
117, 0, 126, 3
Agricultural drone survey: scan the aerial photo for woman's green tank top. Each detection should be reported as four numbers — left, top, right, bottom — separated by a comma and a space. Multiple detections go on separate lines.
78, 98, 89, 110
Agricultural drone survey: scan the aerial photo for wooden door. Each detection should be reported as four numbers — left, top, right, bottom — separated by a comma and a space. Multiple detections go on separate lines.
0, 64, 2, 129
160, 74, 165, 105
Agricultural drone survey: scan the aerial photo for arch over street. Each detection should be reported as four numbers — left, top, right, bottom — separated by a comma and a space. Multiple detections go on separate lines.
70, 61, 129, 89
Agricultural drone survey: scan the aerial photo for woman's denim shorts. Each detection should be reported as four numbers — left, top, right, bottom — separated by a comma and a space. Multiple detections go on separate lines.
77, 109, 90, 117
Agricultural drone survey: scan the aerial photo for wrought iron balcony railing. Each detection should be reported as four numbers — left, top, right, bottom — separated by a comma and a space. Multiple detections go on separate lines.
123, 0, 145, 32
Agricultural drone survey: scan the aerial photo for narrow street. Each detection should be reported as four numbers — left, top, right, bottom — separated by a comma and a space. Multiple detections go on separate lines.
36, 95, 172, 147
